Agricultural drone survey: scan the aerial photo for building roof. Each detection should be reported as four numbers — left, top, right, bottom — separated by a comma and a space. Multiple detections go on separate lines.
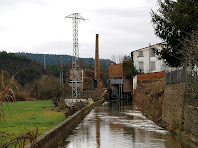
131, 42, 166, 52
109, 64, 123, 78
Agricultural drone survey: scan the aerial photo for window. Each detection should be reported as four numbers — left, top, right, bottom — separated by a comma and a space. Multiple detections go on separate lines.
139, 62, 144, 71
138, 51, 143, 57
150, 61, 156, 71
150, 49, 155, 57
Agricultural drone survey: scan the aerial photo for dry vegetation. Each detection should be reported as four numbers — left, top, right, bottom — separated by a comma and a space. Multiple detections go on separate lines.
26, 75, 60, 100
0, 71, 17, 121
135, 79, 165, 124
0, 71, 62, 102
0, 71, 39, 148
2, 128, 38, 148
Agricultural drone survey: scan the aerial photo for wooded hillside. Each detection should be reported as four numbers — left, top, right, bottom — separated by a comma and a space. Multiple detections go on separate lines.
0, 52, 113, 87
16, 52, 113, 66
16, 52, 113, 86
0, 51, 46, 86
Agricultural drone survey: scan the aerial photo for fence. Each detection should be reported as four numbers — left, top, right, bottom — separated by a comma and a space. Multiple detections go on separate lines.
135, 68, 197, 87
165, 69, 186, 85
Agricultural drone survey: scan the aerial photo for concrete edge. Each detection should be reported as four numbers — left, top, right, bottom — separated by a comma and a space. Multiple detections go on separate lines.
25, 99, 105, 148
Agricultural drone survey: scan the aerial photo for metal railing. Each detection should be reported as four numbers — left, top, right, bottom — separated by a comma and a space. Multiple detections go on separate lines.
165, 68, 186, 85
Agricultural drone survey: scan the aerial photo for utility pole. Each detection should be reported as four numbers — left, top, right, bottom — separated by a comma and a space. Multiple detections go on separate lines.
60, 56, 64, 89
60, 56, 64, 100
44, 54, 46, 69
65, 13, 86, 99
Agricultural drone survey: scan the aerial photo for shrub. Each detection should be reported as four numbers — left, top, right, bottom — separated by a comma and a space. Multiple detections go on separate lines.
29, 75, 60, 100
15, 91, 31, 101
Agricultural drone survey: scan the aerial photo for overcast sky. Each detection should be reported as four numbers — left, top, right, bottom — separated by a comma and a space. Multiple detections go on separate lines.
0, 0, 161, 60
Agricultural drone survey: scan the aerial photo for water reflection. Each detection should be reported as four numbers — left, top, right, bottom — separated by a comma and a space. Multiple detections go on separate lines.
96, 109, 100, 148
59, 100, 196, 148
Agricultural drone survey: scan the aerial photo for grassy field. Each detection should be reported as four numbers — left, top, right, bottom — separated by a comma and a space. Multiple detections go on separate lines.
0, 100, 65, 145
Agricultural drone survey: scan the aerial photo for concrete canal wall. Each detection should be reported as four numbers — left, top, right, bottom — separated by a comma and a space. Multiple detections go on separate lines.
25, 99, 105, 148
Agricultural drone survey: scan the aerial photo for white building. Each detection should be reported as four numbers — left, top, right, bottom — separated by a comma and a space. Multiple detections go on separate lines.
132, 42, 175, 90
132, 42, 170, 73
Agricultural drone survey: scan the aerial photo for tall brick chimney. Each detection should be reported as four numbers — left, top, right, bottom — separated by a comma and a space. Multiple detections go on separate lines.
95, 34, 100, 82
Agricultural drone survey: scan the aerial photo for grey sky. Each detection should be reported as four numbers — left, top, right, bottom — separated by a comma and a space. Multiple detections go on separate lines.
0, 0, 161, 59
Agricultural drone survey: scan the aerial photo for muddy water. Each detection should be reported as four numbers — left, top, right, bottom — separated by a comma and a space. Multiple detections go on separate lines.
59, 100, 195, 148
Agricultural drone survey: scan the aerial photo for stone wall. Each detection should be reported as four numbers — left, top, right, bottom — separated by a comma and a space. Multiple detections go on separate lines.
184, 105, 198, 133
162, 83, 185, 130
183, 102, 198, 143
162, 83, 198, 144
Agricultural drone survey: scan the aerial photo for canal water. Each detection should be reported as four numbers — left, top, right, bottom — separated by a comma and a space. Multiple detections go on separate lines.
59, 100, 195, 148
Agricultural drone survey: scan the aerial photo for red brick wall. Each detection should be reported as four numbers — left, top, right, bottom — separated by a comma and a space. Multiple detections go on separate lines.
137, 71, 165, 80
109, 64, 123, 78
83, 77, 94, 90
85, 69, 94, 78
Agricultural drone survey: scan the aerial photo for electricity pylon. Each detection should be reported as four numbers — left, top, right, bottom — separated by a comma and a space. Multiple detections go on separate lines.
65, 13, 85, 99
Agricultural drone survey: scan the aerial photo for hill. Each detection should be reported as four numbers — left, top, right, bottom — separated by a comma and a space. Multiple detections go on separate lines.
16, 52, 113, 67
0, 51, 47, 86
16, 52, 113, 87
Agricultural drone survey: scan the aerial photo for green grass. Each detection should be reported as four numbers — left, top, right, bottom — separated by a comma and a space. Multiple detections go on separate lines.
0, 100, 65, 145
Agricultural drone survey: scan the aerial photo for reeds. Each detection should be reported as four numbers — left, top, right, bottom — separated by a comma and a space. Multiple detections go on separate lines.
0, 71, 38, 148
0, 70, 17, 121
2, 128, 38, 148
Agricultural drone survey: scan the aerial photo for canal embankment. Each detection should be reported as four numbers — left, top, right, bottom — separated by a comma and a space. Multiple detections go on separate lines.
25, 99, 106, 148
134, 72, 198, 145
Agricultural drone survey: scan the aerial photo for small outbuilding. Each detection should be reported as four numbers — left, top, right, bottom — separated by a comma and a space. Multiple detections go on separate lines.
108, 61, 132, 100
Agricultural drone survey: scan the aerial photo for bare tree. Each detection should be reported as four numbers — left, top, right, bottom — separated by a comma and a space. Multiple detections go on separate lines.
111, 55, 117, 64
181, 30, 198, 73
180, 30, 198, 104
111, 54, 124, 64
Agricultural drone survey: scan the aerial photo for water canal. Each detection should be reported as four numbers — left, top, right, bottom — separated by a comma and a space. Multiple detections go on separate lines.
58, 100, 195, 148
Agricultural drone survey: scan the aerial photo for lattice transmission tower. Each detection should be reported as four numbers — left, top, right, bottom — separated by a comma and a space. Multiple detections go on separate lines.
65, 13, 86, 99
